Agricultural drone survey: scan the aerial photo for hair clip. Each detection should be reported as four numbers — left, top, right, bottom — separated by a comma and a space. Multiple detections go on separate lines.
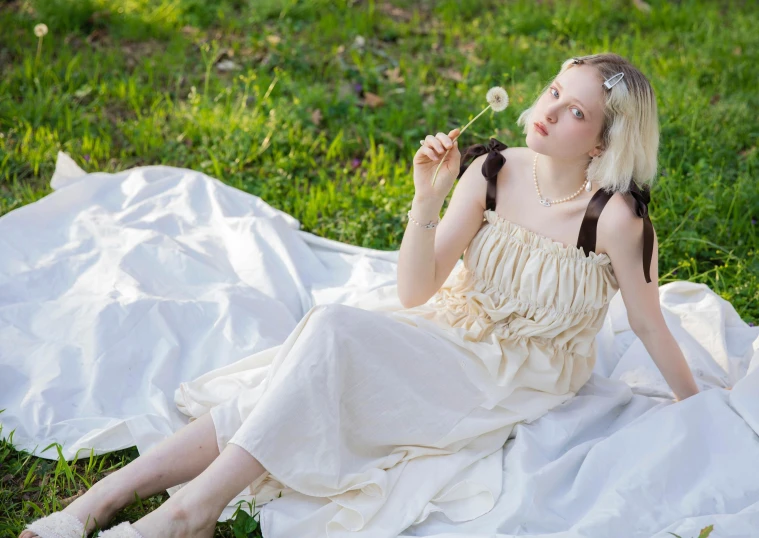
572, 58, 584, 65
603, 72, 624, 89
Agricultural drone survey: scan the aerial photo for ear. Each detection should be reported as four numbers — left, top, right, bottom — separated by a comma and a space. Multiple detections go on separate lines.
590, 144, 604, 158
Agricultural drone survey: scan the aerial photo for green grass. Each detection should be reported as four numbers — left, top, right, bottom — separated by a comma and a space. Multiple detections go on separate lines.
1, 0, 756, 535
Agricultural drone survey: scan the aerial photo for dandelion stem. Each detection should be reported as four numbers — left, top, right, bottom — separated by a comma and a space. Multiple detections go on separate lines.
431, 104, 493, 187
35, 37, 42, 67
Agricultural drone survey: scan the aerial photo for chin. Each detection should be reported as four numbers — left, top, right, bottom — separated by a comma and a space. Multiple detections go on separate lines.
525, 135, 545, 152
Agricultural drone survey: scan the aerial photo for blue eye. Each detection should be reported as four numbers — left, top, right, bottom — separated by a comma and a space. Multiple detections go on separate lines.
550, 87, 584, 119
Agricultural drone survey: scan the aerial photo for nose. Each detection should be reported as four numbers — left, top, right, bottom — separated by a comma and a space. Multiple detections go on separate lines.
544, 105, 559, 123
541, 108, 556, 125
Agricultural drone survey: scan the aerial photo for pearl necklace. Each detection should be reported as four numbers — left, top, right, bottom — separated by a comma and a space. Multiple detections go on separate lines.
533, 153, 592, 207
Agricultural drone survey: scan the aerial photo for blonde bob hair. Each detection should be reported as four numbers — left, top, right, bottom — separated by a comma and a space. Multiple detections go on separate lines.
516, 53, 660, 195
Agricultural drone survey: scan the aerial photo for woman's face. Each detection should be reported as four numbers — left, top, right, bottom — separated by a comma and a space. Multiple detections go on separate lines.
526, 65, 606, 160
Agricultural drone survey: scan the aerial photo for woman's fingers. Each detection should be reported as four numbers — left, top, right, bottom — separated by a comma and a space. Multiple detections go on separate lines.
425, 134, 444, 153
422, 131, 458, 162
436, 132, 453, 150
422, 147, 439, 161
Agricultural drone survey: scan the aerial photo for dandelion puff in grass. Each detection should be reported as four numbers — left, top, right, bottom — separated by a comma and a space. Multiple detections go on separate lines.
431, 86, 510, 187
34, 23, 48, 66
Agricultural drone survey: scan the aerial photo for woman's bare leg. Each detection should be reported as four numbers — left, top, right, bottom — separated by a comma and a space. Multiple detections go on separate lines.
19, 412, 224, 538
130, 442, 267, 537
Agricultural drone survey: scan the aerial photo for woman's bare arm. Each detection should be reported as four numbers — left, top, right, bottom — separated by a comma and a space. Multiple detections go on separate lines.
397, 152, 492, 308
599, 196, 700, 401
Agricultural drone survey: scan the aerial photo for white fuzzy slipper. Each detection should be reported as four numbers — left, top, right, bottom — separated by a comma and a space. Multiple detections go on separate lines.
24, 511, 87, 538
97, 521, 146, 538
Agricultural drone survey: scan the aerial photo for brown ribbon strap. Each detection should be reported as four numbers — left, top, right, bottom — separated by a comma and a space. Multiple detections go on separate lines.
629, 182, 654, 283
457, 138, 509, 211
577, 188, 613, 258
578, 183, 653, 283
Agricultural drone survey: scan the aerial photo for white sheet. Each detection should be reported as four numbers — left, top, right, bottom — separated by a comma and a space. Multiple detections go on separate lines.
1, 152, 757, 537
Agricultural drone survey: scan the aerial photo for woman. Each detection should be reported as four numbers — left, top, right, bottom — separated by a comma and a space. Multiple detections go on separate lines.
21, 53, 701, 538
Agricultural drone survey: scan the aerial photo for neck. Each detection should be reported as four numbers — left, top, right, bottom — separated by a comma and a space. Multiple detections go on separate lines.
535, 152, 592, 199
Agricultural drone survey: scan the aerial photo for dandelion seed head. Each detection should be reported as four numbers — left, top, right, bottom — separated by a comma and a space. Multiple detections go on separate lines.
34, 23, 48, 37
486, 86, 509, 112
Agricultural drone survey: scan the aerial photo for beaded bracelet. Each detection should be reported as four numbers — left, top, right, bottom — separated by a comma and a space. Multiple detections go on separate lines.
407, 209, 440, 229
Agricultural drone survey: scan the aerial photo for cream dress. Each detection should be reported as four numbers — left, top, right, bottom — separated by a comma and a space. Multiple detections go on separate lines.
201, 200, 621, 536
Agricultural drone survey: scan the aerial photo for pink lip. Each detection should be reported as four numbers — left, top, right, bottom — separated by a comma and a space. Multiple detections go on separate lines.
534, 122, 548, 136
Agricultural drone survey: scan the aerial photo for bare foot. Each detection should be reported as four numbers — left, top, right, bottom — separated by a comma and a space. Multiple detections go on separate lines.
130, 492, 218, 538
19, 481, 122, 537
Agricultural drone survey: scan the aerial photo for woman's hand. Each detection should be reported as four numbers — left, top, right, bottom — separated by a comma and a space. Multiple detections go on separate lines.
413, 129, 461, 203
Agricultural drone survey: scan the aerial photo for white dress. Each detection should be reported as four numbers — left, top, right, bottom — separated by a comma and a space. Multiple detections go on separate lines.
198, 203, 621, 537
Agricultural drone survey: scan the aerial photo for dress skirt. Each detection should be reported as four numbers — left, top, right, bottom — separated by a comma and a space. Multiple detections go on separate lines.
207, 302, 578, 537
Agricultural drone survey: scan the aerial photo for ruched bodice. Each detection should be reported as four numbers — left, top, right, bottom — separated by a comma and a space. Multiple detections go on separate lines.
433, 208, 619, 347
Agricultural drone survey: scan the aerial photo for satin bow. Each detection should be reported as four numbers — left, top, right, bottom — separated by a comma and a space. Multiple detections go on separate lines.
629, 182, 654, 283
457, 137, 509, 183
457, 138, 509, 212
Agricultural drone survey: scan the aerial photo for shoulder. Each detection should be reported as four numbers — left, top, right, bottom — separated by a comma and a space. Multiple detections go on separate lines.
503, 146, 530, 166
596, 190, 652, 255
494, 146, 528, 183
457, 144, 520, 191
501, 146, 533, 177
